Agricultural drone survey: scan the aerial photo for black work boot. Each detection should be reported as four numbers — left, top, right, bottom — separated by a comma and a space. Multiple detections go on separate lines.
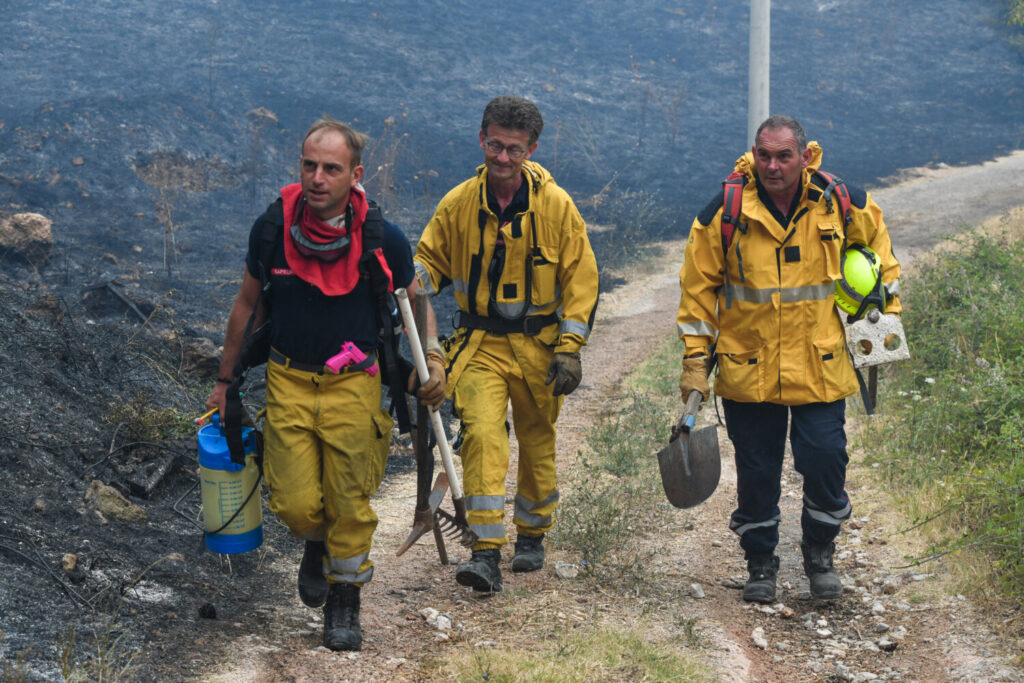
455, 549, 503, 592
298, 540, 328, 608
801, 540, 843, 600
742, 554, 779, 604
511, 534, 545, 573
323, 583, 362, 651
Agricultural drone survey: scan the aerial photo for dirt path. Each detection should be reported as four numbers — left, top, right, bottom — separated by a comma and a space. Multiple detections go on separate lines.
195, 154, 1024, 682
871, 149, 1024, 264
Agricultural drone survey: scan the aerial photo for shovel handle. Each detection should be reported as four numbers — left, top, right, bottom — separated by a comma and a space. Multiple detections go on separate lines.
395, 288, 464, 501
672, 390, 704, 440
682, 390, 703, 429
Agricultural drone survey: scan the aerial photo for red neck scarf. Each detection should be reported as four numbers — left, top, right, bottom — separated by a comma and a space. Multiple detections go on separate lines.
280, 183, 366, 296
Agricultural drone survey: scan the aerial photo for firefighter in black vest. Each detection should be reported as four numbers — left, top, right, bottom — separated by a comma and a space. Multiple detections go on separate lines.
207, 117, 445, 651
676, 115, 901, 603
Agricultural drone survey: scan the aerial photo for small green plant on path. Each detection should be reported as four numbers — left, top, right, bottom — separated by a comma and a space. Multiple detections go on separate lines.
447, 625, 715, 682
104, 391, 195, 444
555, 338, 684, 586
441, 336, 713, 680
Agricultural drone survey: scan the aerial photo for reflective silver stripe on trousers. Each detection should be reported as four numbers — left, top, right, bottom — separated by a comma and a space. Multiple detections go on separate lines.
803, 495, 852, 526
466, 494, 505, 512
560, 319, 590, 340
414, 262, 436, 297
678, 319, 716, 338
326, 552, 373, 584
470, 523, 508, 540
513, 491, 559, 528
723, 282, 833, 304
729, 515, 781, 536
885, 279, 901, 296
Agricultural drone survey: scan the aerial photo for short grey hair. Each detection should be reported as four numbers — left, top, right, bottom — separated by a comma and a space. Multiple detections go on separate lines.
755, 115, 807, 150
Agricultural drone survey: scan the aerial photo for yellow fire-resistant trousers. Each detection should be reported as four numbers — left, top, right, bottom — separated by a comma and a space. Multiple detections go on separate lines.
263, 359, 391, 585
453, 333, 563, 551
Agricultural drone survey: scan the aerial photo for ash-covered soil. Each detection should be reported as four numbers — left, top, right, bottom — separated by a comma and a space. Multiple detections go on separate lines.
0, 254, 310, 680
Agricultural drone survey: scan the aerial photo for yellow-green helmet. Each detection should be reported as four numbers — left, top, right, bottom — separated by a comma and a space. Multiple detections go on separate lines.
835, 244, 882, 316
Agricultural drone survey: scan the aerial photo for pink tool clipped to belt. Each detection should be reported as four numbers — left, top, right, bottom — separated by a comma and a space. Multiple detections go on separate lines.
325, 341, 379, 376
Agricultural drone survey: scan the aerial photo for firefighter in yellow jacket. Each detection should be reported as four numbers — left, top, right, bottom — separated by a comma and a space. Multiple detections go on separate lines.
677, 115, 900, 603
415, 96, 599, 592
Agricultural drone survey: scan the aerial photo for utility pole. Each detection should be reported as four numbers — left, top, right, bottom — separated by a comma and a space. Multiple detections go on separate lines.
748, 0, 770, 148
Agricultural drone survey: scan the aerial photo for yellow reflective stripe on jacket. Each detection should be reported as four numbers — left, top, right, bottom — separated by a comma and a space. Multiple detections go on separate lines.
560, 318, 590, 340
677, 319, 716, 338
724, 282, 834, 304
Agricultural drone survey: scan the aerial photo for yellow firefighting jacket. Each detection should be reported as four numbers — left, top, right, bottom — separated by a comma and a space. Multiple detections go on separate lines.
415, 160, 599, 402
677, 142, 901, 406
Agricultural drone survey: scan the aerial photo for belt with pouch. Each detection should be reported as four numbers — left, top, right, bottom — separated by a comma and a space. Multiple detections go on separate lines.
452, 311, 559, 337
268, 347, 377, 374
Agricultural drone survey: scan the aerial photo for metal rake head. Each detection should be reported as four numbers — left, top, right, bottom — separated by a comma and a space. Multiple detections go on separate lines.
433, 508, 477, 548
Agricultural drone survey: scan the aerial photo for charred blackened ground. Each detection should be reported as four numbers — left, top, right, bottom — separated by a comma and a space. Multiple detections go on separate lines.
2, 0, 1023, 281
0, 210, 420, 681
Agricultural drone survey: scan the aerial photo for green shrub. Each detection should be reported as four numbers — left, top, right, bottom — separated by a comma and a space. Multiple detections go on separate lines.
555, 346, 682, 588
864, 231, 1024, 603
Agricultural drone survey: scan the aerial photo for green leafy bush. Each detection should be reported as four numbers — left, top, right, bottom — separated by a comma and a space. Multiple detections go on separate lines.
555, 357, 680, 588
865, 231, 1024, 603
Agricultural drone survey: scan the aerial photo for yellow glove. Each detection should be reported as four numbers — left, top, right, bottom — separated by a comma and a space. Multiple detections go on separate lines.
679, 355, 710, 402
409, 349, 447, 410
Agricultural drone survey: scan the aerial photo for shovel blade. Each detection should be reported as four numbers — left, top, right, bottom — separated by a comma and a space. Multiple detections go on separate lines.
657, 424, 720, 509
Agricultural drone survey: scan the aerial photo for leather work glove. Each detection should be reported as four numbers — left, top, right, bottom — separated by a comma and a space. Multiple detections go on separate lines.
545, 351, 582, 396
679, 354, 710, 402
408, 348, 447, 410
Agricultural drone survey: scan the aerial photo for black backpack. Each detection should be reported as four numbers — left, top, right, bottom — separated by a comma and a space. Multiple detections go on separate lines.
223, 198, 412, 463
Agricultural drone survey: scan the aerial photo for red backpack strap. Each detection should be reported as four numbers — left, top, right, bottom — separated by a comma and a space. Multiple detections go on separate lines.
813, 170, 852, 227
719, 171, 749, 308
720, 171, 746, 254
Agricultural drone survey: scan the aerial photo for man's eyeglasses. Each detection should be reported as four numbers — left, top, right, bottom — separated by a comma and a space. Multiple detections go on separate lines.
484, 140, 529, 160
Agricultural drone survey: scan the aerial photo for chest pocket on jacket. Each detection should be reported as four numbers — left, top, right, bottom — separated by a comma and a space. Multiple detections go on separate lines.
530, 244, 559, 308
818, 223, 843, 281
